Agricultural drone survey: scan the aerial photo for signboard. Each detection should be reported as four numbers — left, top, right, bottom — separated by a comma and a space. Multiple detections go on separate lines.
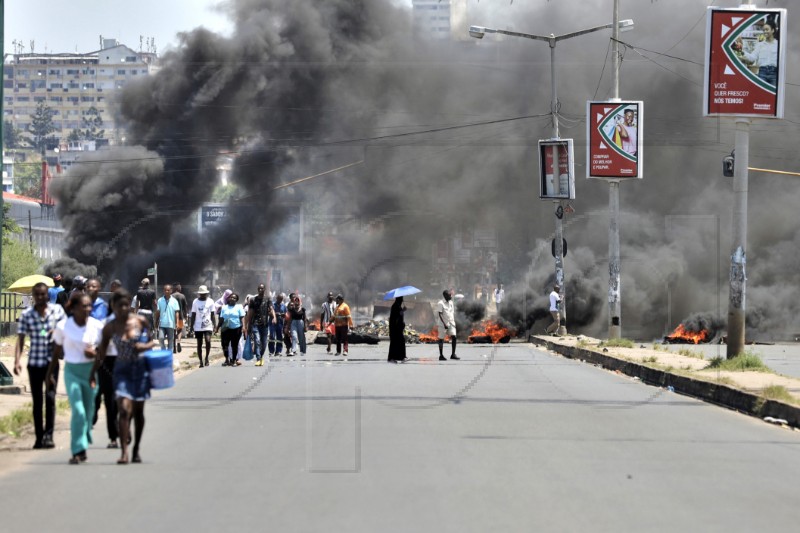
704, 8, 786, 118
586, 101, 643, 179
197, 203, 302, 255
538, 139, 575, 200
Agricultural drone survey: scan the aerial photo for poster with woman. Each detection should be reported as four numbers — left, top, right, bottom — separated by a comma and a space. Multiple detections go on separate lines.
704, 7, 786, 118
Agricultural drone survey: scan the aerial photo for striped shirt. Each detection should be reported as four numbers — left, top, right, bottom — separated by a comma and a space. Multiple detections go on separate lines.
17, 303, 66, 367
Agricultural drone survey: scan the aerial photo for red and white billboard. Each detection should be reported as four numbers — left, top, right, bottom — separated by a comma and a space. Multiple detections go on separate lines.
586, 101, 643, 180
538, 139, 575, 200
704, 8, 787, 118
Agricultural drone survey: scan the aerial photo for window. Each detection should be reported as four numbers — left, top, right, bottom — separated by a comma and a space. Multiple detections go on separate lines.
97, 97, 105, 102
66, 69, 79, 75
68, 82, 80, 89
36, 69, 46, 77
3, 80, 12, 89
131, 70, 138, 75
17, 96, 30, 102
50, 96, 63, 102
50, 83, 63, 89
17, 69, 29, 77
81, 96, 95, 102
117, 69, 126, 75
68, 96, 79, 103
49, 69, 61, 75
34, 96, 46, 102
82, 83, 95, 89
31, 80, 46, 90
126, 56, 137, 62
16, 82, 28, 89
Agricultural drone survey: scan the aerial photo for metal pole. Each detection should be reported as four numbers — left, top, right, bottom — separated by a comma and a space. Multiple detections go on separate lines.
727, 118, 750, 357
1, 0, 5, 290
549, 39, 566, 335
608, 0, 622, 339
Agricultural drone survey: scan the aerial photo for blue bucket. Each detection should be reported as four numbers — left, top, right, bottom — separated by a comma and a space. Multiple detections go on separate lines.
144, 349, 175, 390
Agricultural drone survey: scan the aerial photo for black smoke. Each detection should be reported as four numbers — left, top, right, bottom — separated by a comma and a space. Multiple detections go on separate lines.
49, 0, 800, 341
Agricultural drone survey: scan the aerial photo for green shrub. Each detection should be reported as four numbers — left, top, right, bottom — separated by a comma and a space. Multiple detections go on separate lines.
600, 338, 634, 349
706, 352, 769, 372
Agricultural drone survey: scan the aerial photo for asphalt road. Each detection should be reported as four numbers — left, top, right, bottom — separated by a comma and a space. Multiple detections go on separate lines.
2, 343, 800, 532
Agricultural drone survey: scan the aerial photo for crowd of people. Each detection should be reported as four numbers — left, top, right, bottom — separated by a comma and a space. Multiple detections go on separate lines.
13, 272, 490, 464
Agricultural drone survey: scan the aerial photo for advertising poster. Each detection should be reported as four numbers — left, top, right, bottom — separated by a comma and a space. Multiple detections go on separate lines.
538, 139, 575, 200
704, 8, 787, 118
586, 101, 643, 179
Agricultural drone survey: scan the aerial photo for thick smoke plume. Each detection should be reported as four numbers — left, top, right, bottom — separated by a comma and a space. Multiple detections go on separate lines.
50, 0, 800, 341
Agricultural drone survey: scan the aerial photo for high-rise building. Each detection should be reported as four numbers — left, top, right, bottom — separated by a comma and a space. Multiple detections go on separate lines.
412, 0, 468, 41
2, 39, 158, 146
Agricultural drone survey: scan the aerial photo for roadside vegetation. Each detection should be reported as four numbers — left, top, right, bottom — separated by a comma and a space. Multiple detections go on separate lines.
706, 351, 770, 372
599, 338, 635, 349
0, 399, 70, 439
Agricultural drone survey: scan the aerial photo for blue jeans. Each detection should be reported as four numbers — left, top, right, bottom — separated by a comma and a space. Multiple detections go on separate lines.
251, 324, 269, 360
159, 327, 175, 352
291, 320, 306, 354
269, 321, 284, 354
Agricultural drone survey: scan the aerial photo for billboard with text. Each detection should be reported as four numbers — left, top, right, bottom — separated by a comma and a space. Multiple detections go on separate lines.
587, 101, 643, 179
538, 139, 575, 200
704, 7, 786, 118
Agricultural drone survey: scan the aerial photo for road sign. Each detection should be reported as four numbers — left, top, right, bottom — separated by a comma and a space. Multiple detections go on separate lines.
586, 101, 643, 179
704, 7, 787, 118
146, 268, 155, 276
538, 139, 575, 200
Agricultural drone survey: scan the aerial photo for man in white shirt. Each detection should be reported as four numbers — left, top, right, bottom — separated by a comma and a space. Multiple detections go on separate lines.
545, 284, 562, 336
494, 283, 505, 313
437, 289, 459, 361
191, 285, 216, 367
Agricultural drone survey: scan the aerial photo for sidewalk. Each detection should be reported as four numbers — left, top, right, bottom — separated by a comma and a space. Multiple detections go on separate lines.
530, 334, 800, 428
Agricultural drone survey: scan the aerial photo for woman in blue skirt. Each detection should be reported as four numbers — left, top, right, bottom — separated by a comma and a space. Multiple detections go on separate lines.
95, 289, 155, 464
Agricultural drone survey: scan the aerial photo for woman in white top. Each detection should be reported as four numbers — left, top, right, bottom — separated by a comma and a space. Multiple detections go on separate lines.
736, 20, 779, 86
47, 292, 105, 464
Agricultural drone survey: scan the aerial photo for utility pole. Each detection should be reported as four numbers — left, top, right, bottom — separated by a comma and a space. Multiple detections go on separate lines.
608, 0, 622, 339
1, 0, 5, 289
550, 39, 567, 335
727, 118, 750, 357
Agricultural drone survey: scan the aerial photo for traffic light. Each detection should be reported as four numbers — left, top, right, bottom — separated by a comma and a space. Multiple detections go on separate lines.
723, 151, 735, 177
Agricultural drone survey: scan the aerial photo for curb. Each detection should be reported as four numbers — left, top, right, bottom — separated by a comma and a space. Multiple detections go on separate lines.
0, 385, 24, 395
529, 335, 800, 428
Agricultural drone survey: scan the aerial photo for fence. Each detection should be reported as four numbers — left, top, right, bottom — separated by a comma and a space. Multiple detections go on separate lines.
0, 292, 28, 336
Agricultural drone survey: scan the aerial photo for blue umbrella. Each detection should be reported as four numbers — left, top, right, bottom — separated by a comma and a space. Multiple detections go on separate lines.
383, 286, 422, 300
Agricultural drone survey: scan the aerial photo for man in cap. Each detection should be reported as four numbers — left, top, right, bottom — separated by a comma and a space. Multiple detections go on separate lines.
545, 284, 562, 336
135, 278, 157, 333
48, 274, 64, 303
191, 285, 216, 367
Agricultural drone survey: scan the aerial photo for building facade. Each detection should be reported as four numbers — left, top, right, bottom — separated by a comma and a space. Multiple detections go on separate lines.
412, 0, 468, 41
3, 39, 158, 145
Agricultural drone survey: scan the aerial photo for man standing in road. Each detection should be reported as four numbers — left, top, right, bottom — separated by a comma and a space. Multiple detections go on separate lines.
135, 278, 157, 333
332, 294, 353, 356
494, 283, 505, 314
545, 284, 562, 336
87, 277, 117, 447
172, 282, 188, 353
437, 289, 459, 361
191, 285, 216, 367
320, 292, 336, 354
155, 284, 181, 352
14, 282, 66, 449
244, 284, 273, 366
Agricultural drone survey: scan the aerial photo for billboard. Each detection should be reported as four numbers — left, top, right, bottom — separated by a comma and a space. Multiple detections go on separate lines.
538, 139, 575, 200
704, 8, 787, 118
586, 101, 643, 179
197, 203, 302, 255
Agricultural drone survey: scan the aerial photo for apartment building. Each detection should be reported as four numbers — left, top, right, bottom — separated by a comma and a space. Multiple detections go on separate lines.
412, 0, 468, 41
3, 39, 158, 145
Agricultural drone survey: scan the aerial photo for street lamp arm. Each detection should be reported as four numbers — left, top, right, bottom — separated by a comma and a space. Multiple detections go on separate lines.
553, 23, 614, 42
492, 28, 552, 43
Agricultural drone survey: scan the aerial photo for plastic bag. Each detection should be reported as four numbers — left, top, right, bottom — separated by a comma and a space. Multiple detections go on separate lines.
242, 336, 254, 361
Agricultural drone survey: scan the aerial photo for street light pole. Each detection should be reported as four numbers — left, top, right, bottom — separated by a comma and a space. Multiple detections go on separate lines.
608, 0, 622, 339
469, 18, 634, 337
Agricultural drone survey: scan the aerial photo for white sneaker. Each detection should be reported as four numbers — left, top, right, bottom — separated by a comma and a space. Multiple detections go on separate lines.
343, 351, 348, 356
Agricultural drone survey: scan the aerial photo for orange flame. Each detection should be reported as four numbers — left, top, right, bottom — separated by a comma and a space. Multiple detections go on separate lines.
419, 327, 446, 343
666, 324, 709, 344
468, 320, 515, 343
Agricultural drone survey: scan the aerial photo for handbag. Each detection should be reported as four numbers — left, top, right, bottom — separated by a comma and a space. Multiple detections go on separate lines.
242, 337, 254, 361
325, 322, 335, 335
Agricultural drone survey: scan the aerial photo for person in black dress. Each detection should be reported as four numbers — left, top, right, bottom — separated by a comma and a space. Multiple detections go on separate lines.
388, 297, 407, 363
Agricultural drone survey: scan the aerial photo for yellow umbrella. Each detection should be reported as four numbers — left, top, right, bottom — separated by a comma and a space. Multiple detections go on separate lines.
7, 274, 55, 293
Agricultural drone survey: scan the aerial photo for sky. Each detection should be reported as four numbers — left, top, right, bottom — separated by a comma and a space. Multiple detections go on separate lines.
3, 0, 415, 55
4, 0, 234, 55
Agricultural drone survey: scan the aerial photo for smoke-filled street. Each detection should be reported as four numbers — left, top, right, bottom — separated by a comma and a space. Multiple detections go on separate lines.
2, 344, 800, 532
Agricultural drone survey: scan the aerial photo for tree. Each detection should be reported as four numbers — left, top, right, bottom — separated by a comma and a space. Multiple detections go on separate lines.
67, 128, 83, 142
81, 106, 105, 141
27, 101, 57, 152
3, 120, 25, 149
1, 204, 42, 290
12, 154, 43, 199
